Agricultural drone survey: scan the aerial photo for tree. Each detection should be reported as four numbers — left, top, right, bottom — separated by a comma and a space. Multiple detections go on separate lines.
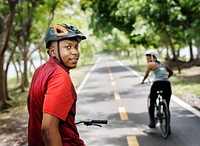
80, 0, 136, 39
80, 0, 200, 63
0, 0, 18, 109
13, 0, 60, 91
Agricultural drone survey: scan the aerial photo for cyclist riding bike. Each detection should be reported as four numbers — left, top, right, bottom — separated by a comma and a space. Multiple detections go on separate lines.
27, 23, 86, 146
141, 50, 173, 130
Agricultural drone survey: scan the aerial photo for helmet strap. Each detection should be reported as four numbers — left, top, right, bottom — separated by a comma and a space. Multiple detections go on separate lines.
57, 41, 67, 68
150, 55, 154, 62
151, 55, 156, 62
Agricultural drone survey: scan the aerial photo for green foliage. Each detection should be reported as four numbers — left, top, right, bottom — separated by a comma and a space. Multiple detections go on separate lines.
0, 0, 9, 15
80, 0, 136, 38
80, 0, 200, 62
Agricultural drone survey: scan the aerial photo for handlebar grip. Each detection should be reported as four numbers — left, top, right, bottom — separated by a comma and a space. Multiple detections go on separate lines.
91, 120, 108, 124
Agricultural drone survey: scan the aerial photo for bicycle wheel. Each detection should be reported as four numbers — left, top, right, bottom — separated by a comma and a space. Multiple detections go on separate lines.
159, 99, 170, 138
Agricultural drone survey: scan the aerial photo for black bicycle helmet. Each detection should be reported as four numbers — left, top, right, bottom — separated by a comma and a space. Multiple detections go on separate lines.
45, 23, 86, 48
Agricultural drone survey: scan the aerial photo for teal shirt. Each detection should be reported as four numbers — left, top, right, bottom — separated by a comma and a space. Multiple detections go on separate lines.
152, 63, 168, 82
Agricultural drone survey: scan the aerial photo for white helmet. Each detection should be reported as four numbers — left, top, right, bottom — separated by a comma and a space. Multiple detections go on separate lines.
145, 50, 158, 59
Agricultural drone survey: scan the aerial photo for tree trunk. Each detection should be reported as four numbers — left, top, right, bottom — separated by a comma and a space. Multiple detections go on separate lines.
5, 46, 16, 100
164, 30, 176, 61
0, 0, 18, 109
197, 47, 200, 59
23, 51, 29, 87
134, 46, 140, 66
169, 39, 176, 61
165, 46, 170, 60
189, 41, 194, 61
12, 59, 20, 83
0, 57, 7, 109
16, 56, 25, 92
29, 58, 36, 77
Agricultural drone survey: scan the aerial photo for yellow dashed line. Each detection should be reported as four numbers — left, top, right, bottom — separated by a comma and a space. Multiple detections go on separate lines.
126, 136, 139, 146
109, 73, 114, 80
107, 65, 115, 86
107, 61, 139, 146
111, 81, 116, 86
118, 107, 128, 120
114, 91, 121, 100
107, 64, 115, 85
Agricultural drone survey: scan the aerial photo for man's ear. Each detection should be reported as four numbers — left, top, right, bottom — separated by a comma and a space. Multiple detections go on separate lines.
48, 46, 56, 57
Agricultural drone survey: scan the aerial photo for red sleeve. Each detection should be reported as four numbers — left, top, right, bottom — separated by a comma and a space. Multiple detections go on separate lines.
43, 70, 74, 121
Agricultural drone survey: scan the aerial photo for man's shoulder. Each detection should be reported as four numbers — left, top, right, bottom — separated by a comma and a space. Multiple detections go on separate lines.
32, 59, 57, 80
34, 58, 69, 80
36, 60, 55, 72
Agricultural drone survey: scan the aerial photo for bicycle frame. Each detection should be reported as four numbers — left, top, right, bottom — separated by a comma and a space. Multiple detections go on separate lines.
155, 91, 164, 120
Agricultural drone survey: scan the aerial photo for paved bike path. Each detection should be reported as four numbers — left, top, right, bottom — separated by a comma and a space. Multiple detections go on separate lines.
76, 54, 200, 146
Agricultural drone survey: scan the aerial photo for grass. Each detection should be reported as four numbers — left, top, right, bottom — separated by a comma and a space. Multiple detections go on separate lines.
5, 94, 27, 115
0, 77, 28, 116
170, 69, 200, 96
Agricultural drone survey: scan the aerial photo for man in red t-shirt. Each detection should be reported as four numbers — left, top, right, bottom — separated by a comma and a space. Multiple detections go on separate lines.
27, 23, 86, 146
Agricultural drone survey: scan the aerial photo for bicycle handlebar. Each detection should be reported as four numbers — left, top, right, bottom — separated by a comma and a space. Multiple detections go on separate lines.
76, 119, 108, 127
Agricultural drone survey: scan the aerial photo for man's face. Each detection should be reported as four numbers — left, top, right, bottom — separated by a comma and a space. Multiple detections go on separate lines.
50, 39, 80, 69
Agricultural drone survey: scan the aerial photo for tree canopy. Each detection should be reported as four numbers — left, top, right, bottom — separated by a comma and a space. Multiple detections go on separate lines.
80, 0, 200, 61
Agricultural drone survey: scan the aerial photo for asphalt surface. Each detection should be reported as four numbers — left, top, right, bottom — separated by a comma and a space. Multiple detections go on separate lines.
76, 54, 200, 146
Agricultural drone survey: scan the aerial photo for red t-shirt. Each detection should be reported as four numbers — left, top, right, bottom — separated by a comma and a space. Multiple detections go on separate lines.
28, 58, 85, 146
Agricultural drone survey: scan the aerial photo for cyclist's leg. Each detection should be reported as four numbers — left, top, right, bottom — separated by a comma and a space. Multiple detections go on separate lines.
148, 95, 156, 127
163, 82, 172, 108
148, 83, 158, 128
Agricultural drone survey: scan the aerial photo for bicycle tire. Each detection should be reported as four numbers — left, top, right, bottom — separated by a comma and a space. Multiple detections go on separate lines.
159, 99, 170, 138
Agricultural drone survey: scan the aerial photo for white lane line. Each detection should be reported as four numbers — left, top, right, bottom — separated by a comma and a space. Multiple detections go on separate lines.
171, 95, 200, 118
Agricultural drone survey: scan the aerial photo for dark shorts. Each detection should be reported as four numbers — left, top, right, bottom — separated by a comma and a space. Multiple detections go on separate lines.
149, 81, 172, 106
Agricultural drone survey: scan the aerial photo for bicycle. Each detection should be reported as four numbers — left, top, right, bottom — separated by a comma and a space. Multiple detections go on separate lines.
147, 90, 170, 138
76, 119, 108, 127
